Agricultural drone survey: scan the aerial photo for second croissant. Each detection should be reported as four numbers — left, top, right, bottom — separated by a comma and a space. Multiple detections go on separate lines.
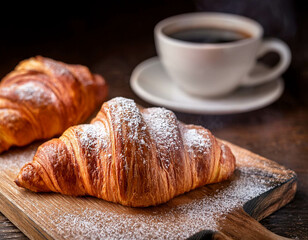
0, 56, 108, 153
15, 97, 236, 207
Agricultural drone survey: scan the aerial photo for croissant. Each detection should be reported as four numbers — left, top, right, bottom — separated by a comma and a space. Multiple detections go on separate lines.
0, 56, 107, 153
15, 97, 235, 207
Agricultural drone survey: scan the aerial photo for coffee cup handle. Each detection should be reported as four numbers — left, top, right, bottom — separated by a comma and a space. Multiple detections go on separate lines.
241, 38, 291, 87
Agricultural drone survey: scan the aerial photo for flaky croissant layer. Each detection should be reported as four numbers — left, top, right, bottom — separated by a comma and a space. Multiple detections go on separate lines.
0, 56, 108, 153
15, 97, 235, 207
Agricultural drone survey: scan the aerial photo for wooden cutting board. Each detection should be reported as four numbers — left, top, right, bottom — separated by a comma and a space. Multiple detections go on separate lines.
0, 140, 296, 240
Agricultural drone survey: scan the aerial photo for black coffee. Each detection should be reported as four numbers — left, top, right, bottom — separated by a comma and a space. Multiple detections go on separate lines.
168, 28, 251, 44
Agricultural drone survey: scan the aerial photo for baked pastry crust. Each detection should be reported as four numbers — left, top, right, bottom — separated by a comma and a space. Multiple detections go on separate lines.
0, 56, 108, 153
15, 97, 235, 207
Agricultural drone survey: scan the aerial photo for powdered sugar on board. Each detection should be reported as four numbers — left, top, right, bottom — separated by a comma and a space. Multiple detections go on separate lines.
0, 142, 40, 171
44, 159, 292, 240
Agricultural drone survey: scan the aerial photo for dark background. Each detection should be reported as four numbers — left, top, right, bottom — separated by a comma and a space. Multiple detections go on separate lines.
0, 0, 307, 239
0, 0, 307, 103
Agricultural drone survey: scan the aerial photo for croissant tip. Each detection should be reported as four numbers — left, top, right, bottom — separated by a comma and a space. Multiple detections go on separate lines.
14, 162, 51, 193
14, 178, 20, 187
14, 174, 28, 190
14, 165, 30, 189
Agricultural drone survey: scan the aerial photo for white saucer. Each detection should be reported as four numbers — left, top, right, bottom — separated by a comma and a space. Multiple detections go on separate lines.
130, 57, 284, 114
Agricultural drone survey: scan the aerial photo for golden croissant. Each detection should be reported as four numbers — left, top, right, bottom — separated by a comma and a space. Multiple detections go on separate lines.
0, 56, 108, 153
15, 97, 235, 207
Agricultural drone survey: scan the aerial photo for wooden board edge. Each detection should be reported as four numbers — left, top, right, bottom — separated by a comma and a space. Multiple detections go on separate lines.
187, 173, 297, 239
213, 177, 297, 240
243, 175, 297, 221
0, 190, 52, 240
188, 168, 297, 240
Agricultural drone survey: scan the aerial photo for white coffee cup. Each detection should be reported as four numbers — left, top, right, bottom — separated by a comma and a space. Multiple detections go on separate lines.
154, 12, 291, 97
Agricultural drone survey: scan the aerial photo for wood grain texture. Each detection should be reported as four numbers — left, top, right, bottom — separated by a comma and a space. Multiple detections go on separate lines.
0, 140, 296, 240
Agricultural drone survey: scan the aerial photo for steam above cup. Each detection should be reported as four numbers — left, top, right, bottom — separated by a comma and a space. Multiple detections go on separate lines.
154, 12, 291, 98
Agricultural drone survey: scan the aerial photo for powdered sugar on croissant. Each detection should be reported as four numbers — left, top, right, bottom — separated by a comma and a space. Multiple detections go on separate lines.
15, 97, 235, 207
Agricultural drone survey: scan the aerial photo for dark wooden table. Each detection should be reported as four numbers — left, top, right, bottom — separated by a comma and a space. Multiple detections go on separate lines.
0, 1, 307, 239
